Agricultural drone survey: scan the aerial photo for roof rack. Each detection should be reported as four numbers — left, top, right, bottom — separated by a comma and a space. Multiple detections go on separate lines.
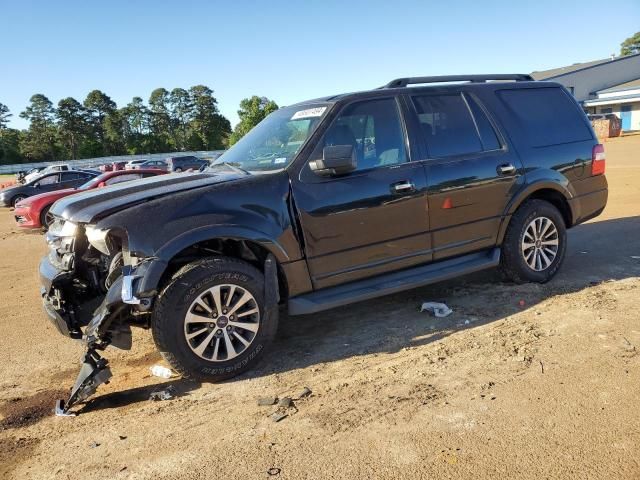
383, 74, 534, 89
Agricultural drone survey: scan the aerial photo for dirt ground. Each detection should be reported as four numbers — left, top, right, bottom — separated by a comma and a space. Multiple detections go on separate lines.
0, 137, 639, 480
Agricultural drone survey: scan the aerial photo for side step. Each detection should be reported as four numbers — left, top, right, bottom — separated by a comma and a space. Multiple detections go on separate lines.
288, 248, 501, 315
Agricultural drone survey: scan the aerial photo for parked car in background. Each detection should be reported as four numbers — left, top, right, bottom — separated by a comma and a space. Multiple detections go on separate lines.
0, 170, 98, 207
100, 162, 127, 172
22, 164, 73, 184
125, 159, 147, 169
166, 155, 207, 172
16, 167, 45, 184
132, 159, 168, 171
40, 74, 608, 412
14, 169, 166, 229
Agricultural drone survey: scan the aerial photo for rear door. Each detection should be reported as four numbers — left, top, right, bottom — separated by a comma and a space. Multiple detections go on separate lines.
292, 96, 430, 289
408, 91, 523, 260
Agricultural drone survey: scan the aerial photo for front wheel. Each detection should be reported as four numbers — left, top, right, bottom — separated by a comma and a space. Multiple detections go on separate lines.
11, 195, 27, 207
151, 257, 277, 381
500, 199, 567, 283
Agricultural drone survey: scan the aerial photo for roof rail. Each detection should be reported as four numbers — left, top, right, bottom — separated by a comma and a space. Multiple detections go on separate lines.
383, 74, 534, 89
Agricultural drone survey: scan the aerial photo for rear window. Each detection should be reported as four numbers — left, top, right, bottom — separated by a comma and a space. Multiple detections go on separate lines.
497, 87, 592, 147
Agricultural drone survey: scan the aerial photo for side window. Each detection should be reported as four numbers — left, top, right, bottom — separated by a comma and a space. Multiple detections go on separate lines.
497, 87, 592, 147
315, 98, 407, 171
105, 173, 141, 185
37, 174, 58, 185
466, 97, 501, 151
412, 94, 482, 158
62, 172, 80, 181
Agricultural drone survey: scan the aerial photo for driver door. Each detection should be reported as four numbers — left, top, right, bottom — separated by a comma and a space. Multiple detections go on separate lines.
292, 97, 430, 290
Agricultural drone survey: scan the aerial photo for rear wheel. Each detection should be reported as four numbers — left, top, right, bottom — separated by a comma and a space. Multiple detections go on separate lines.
174, 167, 183, 173
151, 257, 277, 381
500, 200, 567, 283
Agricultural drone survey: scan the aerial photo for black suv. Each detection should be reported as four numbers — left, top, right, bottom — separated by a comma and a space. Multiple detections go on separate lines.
166, 155, 207, 172
39, 75, 608, 411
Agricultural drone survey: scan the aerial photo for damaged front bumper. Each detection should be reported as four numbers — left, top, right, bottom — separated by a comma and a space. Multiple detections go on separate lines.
40, 254, 160, 414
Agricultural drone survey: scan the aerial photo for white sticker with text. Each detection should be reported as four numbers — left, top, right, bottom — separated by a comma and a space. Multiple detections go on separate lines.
291, 107, 327, 120
274, 157, 287, 164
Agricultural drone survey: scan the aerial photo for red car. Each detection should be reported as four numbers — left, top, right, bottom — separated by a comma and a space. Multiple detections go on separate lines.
14, 169, 166, 230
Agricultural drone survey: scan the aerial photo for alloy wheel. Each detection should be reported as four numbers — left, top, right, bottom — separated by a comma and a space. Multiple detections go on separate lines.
183, 284, 260, 362
521, 216, 559, 271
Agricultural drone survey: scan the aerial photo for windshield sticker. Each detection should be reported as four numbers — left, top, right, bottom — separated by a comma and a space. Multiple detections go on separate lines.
291, 107, 326, 120
274, 157, 287, 164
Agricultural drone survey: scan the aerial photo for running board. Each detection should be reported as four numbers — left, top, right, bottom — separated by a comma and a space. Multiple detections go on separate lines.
288, 248, 501, 315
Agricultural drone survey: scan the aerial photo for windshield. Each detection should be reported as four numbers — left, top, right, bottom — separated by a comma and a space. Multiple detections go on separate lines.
212, 103, 330, 172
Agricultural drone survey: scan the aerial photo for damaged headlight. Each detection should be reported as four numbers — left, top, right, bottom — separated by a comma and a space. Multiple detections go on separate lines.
85, 225, 112, 255
49, 219, 77, 237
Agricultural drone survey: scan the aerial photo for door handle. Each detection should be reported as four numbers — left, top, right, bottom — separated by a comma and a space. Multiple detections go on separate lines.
497, 163, 516, 175
392, 181, 416, 194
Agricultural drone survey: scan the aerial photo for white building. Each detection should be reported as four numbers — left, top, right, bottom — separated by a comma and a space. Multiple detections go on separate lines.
532, 53, 640, 132
583, 79, 640, 131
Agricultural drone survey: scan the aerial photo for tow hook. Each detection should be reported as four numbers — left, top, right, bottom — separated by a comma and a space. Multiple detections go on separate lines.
55, 343, 112, 416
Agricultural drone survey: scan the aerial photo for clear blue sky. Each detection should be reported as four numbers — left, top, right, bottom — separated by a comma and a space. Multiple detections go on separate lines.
1, 0, 638, 130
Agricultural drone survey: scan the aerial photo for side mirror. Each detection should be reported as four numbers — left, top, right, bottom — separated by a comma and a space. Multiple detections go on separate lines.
309, 145, 357, 176
98, 181, 106, 188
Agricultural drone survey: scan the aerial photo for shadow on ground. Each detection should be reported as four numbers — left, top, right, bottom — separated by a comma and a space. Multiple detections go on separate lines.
243, 215, 640, 381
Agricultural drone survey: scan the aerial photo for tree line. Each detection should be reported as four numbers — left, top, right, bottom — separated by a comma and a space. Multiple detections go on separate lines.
0, 88, 278, 165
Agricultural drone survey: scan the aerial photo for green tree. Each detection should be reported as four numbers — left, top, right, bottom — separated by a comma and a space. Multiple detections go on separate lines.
229, 96, 279, 145
19, 94, 58, 160
620, 31, 640, 56
169, 88, 192, 151
83, 90, 117, 155
188, 85, 231, 149
149, 88, 172, 151
0, 128, 23, 164
121, 97, 150, 153
56, 97, 87, 159
0, 102, 11, 130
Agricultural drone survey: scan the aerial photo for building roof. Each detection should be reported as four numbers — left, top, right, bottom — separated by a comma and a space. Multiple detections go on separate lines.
598, 78, 640, 94
531, 53, 640, 80
531, 58, 611, 80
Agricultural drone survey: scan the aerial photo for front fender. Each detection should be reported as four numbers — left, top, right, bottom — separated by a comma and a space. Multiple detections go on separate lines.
132, 225, 292, 298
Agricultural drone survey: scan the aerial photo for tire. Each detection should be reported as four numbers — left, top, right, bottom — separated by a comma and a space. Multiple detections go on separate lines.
151, 257, 277, 381
40, 206, 54, 231
500, 199, 567, 284
11, 195, 26, 207
174, 167, 183, 173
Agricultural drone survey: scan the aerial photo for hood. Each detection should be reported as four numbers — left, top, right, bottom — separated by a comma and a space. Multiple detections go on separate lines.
19, 188, 77, 207
51, 170, 246, 224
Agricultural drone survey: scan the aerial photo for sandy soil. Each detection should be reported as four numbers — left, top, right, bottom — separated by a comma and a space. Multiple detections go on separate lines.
0, 137, 639, 479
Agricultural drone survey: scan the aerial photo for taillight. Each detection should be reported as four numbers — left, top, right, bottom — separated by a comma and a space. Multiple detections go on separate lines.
591, 144, 605, 176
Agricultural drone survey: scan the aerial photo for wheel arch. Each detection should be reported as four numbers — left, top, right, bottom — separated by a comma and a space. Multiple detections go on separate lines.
136, 227, 291, 302
498, 182, 575, 244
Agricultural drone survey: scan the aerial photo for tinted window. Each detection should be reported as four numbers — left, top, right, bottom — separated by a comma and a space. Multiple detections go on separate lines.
497, 88, 592, 147
466, 97, 501, 151
62, 172, 80, 181
318, 98, 407, 171
412, 94, 482, 158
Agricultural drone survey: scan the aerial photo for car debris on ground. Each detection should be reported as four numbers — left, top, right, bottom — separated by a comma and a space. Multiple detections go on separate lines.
149, 385, 176, 401
420, 302, 453, 317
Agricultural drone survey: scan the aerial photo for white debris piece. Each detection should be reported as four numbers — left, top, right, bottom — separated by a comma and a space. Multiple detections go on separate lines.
420, 302, 453, 318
